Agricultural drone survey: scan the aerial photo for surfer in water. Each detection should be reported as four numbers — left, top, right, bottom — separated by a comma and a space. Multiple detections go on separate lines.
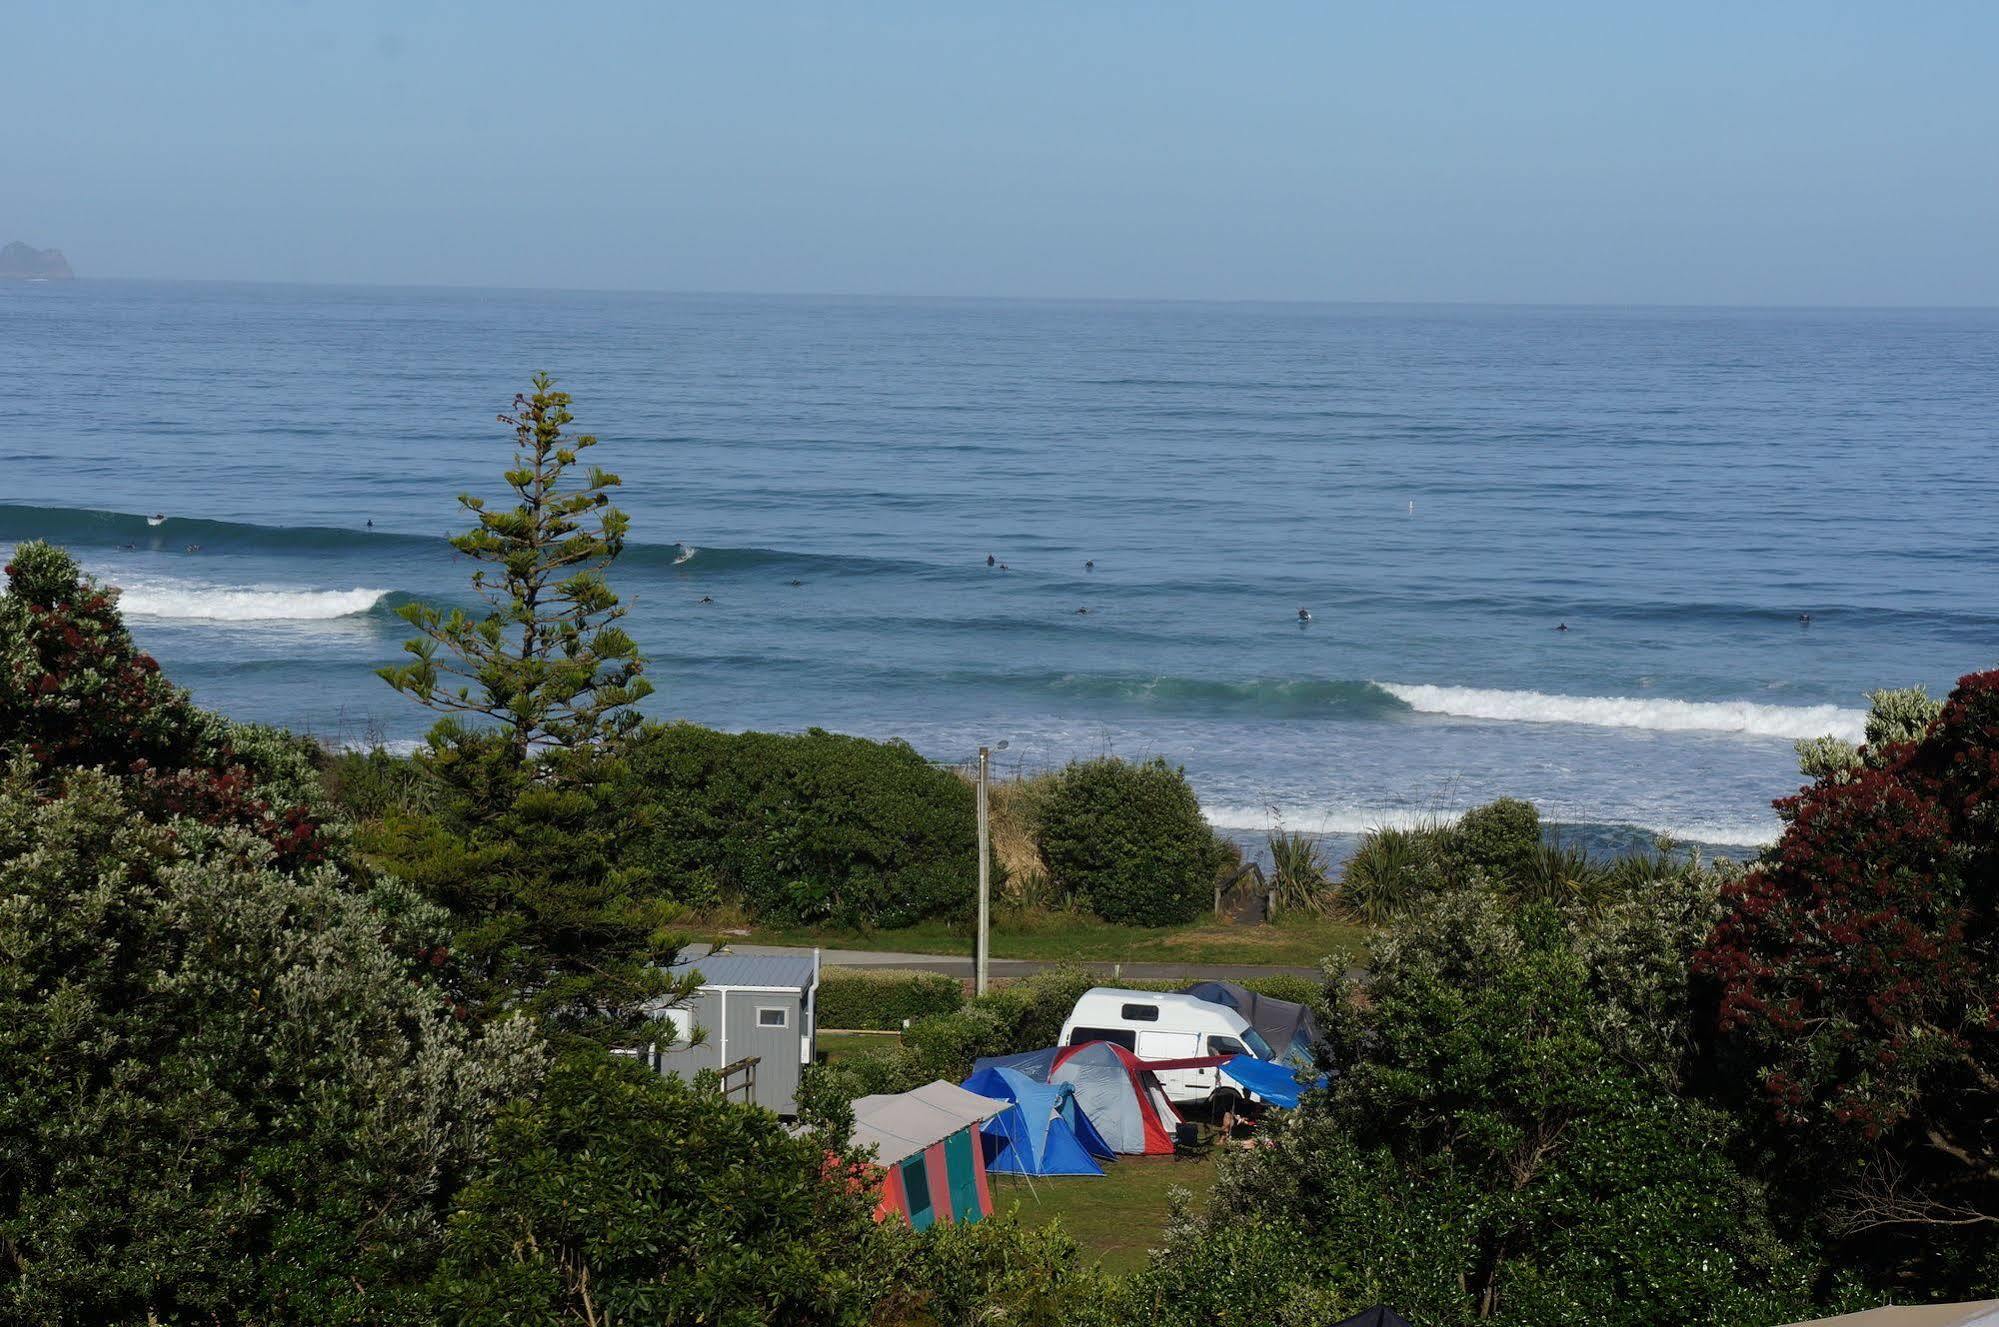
147, 513, 166, 526
698, 595, 713, 604
1085, 559, 1094, 571
1298, 607, 1312, 623
1556, 622, 1569, 632
789, 579, 803, 587
1798, 612, 1812, 628
184, 544, 201, 554
986, 553, 995, 567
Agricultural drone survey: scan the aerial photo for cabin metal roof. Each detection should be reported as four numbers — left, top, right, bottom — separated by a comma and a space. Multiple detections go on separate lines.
667, 944, 818, 992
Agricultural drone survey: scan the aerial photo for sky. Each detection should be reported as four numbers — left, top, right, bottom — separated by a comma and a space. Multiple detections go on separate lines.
3, 1, 1996, 305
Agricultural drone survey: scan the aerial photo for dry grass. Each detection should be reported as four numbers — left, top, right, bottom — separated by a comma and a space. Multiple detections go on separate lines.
962, 769, 1061, 908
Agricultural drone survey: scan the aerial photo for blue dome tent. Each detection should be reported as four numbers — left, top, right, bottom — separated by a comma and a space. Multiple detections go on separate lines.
962, 1065, 1115, 1177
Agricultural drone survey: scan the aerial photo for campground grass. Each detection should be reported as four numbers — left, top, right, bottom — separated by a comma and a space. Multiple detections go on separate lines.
816, 1030, 898, 1066
707, 909, 1367, 969
988, 1153, 1221, 1276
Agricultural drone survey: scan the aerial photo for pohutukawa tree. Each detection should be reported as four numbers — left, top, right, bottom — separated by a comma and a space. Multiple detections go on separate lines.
1698, 671, 1999, 1292
381, 371, 653, 769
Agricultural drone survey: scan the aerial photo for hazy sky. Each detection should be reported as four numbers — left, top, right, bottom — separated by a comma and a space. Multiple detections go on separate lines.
4, 1, 1995, 304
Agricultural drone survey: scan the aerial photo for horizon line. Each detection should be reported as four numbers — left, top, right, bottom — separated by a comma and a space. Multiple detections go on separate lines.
30, 274, 1999, 314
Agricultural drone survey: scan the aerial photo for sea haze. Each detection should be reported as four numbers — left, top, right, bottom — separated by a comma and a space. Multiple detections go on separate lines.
6, 281, 1997, 851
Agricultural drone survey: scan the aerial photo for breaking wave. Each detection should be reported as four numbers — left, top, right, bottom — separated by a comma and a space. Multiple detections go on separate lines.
1202, 802, 1781, 849
115, 580, 395, 622
1376, 682, 1865, 743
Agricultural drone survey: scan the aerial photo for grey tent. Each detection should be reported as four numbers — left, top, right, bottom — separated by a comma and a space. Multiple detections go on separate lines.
1332, 1309, 1416, 1327
1780, 1304, 1999, 1327
1182, 980, 1324, 1069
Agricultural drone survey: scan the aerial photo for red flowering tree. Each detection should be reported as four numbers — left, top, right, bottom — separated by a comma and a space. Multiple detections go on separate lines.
0, 540, 329, 871
1697, 670, 1999, 1284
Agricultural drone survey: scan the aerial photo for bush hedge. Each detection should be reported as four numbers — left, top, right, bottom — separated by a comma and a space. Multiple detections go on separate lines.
1036, 757, 1231, 926
617, 723, 985, 929
816, 969, 965, 1031
1447, 795, 1543, 883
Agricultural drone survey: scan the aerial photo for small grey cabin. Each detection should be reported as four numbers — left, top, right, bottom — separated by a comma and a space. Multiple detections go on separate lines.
643, 945, 819, 1116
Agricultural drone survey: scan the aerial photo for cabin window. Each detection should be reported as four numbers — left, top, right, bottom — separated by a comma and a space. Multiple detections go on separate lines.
756, 1006, 789, 1029
1208, 1035, 1248, 1058
663, 1008, 694, 1046
1068, 1026, 1137, 1050
1119, 1003, 1160, 1021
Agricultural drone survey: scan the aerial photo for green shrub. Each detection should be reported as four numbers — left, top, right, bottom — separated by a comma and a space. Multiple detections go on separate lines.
872, 1209, 1091, 1327
817, 968, 964, 1030
1037, 757, 1229, 926
1336, 824, 1442, 923
617, 722, 983, 929
1267, 829, 1331, 915
1511, 840, 1614, 909
322, 745, 441, 820
1449, 796, 1543, 882
430, 1053, 883, 1325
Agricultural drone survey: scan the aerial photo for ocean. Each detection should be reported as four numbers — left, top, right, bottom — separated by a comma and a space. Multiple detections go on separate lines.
6, 280, 1996, 855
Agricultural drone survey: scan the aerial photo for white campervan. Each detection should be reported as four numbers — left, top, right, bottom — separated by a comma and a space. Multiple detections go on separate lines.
1058, 988, 1275, 1110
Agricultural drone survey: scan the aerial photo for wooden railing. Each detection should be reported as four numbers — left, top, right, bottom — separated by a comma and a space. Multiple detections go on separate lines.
717, 1055, 761, 1105
1215, 860, 1269, 918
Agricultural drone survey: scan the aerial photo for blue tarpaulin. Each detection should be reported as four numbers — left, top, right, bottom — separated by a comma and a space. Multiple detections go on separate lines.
1218, 1054, 1323, 1109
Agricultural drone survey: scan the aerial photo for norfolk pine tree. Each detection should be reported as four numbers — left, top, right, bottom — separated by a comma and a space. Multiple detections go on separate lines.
379, 375, 693, 1047
381, 372, 652, 771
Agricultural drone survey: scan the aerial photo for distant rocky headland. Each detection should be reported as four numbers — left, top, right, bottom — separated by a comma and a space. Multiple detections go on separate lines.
0, 242, 75, 280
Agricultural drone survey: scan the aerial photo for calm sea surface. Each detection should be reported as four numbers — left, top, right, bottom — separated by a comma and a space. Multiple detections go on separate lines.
6, 281, 1997, 851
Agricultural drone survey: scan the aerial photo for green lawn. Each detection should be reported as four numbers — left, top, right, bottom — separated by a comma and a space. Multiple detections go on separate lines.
988, 1152, 1221, 1276
816, 1030, 898, 1066
711, 909, 1366, 970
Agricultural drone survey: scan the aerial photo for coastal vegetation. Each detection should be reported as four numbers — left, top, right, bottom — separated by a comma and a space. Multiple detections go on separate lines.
7, 376, 1997, 1323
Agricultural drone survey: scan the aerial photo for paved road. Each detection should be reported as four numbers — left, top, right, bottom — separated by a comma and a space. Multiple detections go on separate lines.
728, 944, 1327, 983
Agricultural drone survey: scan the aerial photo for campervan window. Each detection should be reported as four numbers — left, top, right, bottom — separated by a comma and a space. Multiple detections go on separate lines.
1068, 1026, 1136, 1051
1241, 1026, 1275, 1060
1208, 1034, 1248, 1058
1119, 1003, 1160, 1021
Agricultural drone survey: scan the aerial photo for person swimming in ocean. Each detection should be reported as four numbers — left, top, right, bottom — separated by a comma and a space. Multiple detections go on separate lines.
185, 544, 201, 554
1556, 622, 1569, 632
789, 579, 803, 587
1076, 607, 1089, 615
366, 519, 373, 528
1798, 612, 1812, 627
1085, 559, 1094, 571
698, 595, 713, 604
986, 553, 995, 567
1298, 607, 1312, 622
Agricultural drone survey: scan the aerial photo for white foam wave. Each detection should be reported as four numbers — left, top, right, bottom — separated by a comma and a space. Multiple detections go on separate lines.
1202, 802, 1780, 848
1378, 682, 1864, 743
673, 545, 698, 565
1203, 804, 1465, 835
117, 581, 389, 622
